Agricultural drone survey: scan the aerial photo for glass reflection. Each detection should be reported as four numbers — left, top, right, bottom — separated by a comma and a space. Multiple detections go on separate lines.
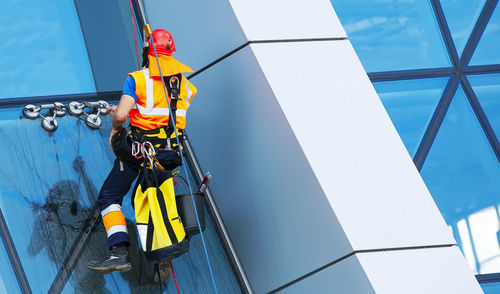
331, 0, 450, 72
373, 77, 448, 157
0, 108, 241, 292
440, 0, 486, 55
470, 4, 500, 65
420, 86, 500, 274
468, 74, 500, 141
73, 0, 140, 92
0, 0, 95, 99
482, 281, 500, 294
0, 111, 113, 292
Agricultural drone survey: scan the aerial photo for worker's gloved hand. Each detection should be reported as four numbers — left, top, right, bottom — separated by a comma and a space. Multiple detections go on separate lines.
106, 105, 118, 116
109, 127, 123, 147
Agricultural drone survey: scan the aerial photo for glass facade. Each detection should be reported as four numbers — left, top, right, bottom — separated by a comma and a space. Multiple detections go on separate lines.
482, 281, 500, 293
0, 109, 241, 293
333, 0, 500, 289
470, 3, 500, 65
74, 0, 141, 93
0, 0, 96, 99
0, 1, 240, 293
1, 0, 498, 292
374, 77, 448, 157
332, 0, 450, 72
440, 0, 487, 55
470, 74, 500, 138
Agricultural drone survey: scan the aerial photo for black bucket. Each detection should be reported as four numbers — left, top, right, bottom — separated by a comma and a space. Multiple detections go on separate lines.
176, 193, 206, 236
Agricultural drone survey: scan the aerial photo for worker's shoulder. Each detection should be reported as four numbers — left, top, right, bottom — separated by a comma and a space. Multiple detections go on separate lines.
128, 68, 149, 77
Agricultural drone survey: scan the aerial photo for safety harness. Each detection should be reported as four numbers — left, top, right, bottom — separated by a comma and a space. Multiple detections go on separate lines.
112, 73, 185, 170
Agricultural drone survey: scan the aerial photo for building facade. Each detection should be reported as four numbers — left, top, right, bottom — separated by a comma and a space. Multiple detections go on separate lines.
332, 0, 500, 292
0, 0, 497, 293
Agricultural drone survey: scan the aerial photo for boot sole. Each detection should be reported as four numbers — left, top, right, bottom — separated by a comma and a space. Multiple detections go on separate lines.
88, 263, 132, 274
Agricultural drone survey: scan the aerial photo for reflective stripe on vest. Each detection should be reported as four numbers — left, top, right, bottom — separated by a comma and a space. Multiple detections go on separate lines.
128, 68, 196, 130
132, 104, 187, 117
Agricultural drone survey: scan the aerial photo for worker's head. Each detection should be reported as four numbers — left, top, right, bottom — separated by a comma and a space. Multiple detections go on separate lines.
148, 29, 175, 56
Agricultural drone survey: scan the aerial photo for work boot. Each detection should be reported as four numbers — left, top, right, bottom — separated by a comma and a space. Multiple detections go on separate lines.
88, 246, 132, 274
153, 260, 172, 283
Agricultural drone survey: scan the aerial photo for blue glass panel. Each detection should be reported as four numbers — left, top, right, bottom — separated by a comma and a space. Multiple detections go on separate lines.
0, 231, 22, 294
468, 74, 500, 140
0, 106, 239, 292
373, 77, 448, 157
0, 0, 95, 99
482, 281, 500, 294
74, 0, 141, 92
331, 0, 451, 72
0, 109, 114, 292
420, 86, 500, 274
470, 4, 500, 65
440, 0, 487, 55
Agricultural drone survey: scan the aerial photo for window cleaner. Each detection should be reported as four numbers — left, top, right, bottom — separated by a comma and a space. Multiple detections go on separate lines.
87, 25, 198, 278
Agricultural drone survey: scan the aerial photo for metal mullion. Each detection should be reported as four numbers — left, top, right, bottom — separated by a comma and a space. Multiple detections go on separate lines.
0, 209, 31, 294
413, 74, 459, 170
368, 67, 455, 82
460, 75, 500, 163
0, 91, 122, 109
463, 64, 500, 75
131, 0, 145, 38
430, 0, 460, 67
459, 0, 499, 67
477, 273, 500, 284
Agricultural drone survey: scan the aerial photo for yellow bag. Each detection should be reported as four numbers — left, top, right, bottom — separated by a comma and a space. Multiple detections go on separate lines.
134, 168, 189, 262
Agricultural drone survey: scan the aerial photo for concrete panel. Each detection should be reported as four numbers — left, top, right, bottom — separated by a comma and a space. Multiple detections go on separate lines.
285, 247, 482, 294
250, 40, 455, 250
188, 46, 352, 293
357, 246, 482, 294
229, 0, 346, 40
143, 0, 247, 72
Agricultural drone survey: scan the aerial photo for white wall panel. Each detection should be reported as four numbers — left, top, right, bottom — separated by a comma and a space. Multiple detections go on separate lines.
358, 246, 483, 294
286, 246, 482, 294
283, 255, 375, 294
229, 0, 346, 40
143, 0, 481, 292
250, 40, 455, 250
188, 46, 352, 294
143, 0, 247, 72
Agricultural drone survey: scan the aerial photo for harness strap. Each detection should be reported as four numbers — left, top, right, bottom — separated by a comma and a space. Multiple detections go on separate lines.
130, 125, 184, 151
164, 74, 182, 133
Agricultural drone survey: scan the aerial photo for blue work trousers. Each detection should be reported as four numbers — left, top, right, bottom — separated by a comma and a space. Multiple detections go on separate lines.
98, 150, 179, 247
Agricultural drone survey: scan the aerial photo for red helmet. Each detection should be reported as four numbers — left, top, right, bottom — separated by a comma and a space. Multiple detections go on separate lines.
148, 29, 175, 56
